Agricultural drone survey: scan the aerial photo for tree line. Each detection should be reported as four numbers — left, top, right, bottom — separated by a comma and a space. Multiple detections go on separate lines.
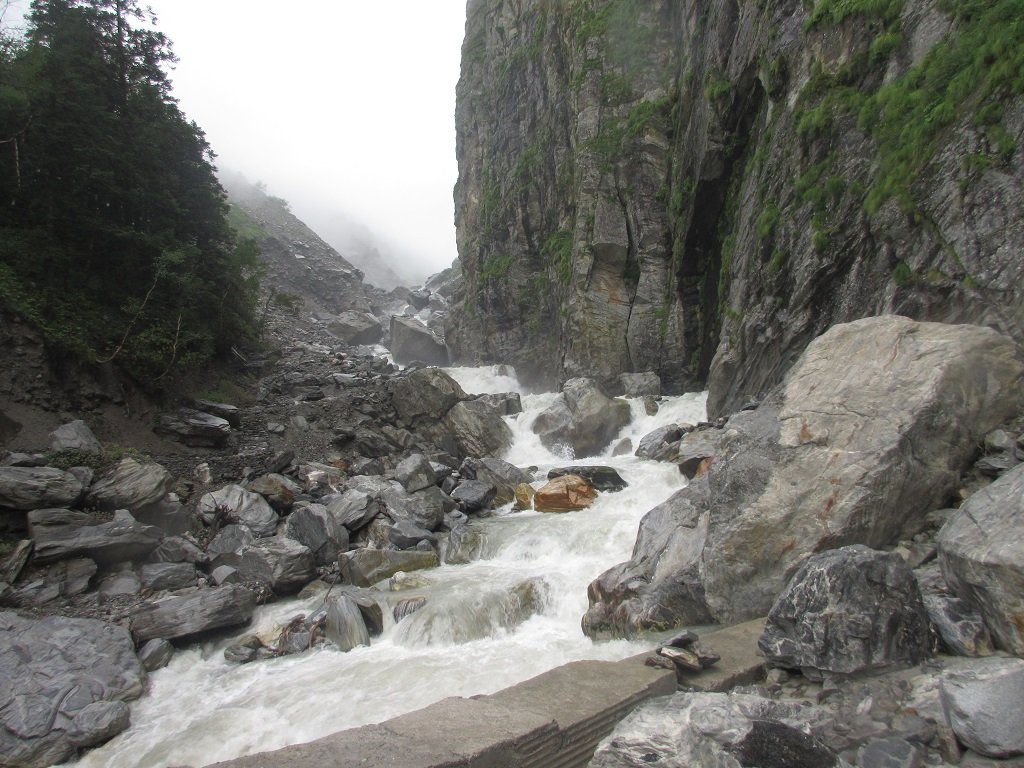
0, 0, 260, 385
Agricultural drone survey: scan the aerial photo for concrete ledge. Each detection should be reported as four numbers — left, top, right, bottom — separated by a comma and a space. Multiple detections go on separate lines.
655, 617, 768, 692
205, 655, 675, 768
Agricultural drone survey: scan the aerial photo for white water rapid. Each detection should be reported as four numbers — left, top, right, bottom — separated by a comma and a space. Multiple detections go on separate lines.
75, 366, 706, 768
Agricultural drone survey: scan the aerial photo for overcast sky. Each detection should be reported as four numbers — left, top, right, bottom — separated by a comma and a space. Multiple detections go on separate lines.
8, 0, 468, 280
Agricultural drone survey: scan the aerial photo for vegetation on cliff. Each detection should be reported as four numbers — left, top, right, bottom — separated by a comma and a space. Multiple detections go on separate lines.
0, 0, 260, 385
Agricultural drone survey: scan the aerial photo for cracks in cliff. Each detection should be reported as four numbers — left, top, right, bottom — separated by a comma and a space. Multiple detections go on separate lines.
676, 67, 766, 385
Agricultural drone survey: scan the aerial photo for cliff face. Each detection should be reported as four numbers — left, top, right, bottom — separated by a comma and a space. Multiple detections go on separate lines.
449, 0, 1024, 410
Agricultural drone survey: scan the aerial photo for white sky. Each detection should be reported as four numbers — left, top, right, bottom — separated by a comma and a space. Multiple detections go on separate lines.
8, 0, 468, 279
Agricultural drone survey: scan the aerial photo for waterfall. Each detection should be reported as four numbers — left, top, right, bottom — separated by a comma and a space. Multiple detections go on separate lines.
74, 366, 707, 768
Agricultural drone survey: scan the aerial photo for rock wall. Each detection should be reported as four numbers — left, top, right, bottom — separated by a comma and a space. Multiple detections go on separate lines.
449, 0, 1024, 407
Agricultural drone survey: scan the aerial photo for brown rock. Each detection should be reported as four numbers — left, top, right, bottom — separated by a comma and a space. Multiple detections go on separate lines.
533, 475, 597, 513
513, 483, 535, 510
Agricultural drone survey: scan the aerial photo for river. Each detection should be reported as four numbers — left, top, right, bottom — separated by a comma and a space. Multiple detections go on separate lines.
75, 365, 706, 768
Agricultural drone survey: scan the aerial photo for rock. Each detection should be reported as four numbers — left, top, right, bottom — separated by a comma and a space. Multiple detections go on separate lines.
28, 508, 164, 566
137, 638, 174, 671
532, 378, 631, 458
450, 479, 497, 513
394, 453, 438, 493
758, 546, 931, 680
547, 465, 627, 492
326, 489, 381, 531
236, 538, 316, 594
8, 557, 96, 606
87, 457, 173, 513
197, 484, 279, 537
635, 424, 683, 461
130, 584, 255, 642
394, 596, 427, 622
388, 520, 436, 550
48, 420, 101, 453
281, 504, 347, 566
458, 457, 532, 505
246, 473, 300, 512
379, 485, 454, 532
0, 466, 85, 510
590, 691, 844, 768
97, 568, 141, 597
147, 536, 207, 566
339, 549, 439, 588
0, 612, 144, 767
434, 399, 512, 459
476, 391, 522, 415
444, 522, 483, 564
130, 496, 190, 537
1, 539, 32, 583
389, 367, 467, 428
408, 288, 431, 310
585, 317, 1024, 636
192, 399, 241, 428
513, 483, 535, 510
210, 564, 240, 585
155, 408, 231, 448
324, 595, 370, 651
205, 524, 255, 568
974, 453, 1019, 477
66, 700, 131, 749
857, 737, 926, 768
939, 463, 1024, 655
327, 310, 383, 345
618, 371, 661, 397
940, 657, 1024, 758
390, 315, 448, 366
533, 475, 598, 513
137, 562, 198, 592
611, 438, 632, 456
923, 595, 994, 657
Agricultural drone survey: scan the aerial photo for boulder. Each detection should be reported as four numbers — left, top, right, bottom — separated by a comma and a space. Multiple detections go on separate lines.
236, 538, 316, 594
155, 408, 231, 448
534, 475, 598, 513
197, 484, 278, 537
192, 399, 241, 428
450, 480, 496, 513
205, 524, 255, 569
137, 638, 174, 672
532, 378, 631, 458
387, 520, 436, 550
758, 546, 931, 680
394, 453, 437, 493
590, 691, 844, 768
324, 595, 370, 651
147, 536, 207, 566
940, 657, 1024, 758
475, 392, 522, 415
245, 473, 300, 512
87, 457, 173, 513
584, 317, 1024, 636
547, 465, 627, 492
635, 424, 683, 461
938, 462, 1024, 655
48, 420, 101, 453
513, 483, 535, 510
8, 557, 96, 606
434, 399, 512, 459
0, 466, 85, 511
407, 288, 431, 309
66, 700, 130, 749
923, 595, 994, 657
0, 612, 144, 767
326, 489, 381, 531
137, 562, 198, 592
130, 584, 255, 642
28, 508, 164, 566
379, 485, 454, 531
281, 504, 347, 566
327, 310, 383, 346
339, 548, 439, 588
389, 367, 467, 428
389, 314, 448, 366
459, 457, 532, 506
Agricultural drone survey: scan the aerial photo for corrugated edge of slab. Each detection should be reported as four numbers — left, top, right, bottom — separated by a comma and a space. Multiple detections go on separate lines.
203, 656, 676, 768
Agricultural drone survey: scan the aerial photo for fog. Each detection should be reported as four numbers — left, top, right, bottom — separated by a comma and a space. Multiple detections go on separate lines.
6, 0, 467, 286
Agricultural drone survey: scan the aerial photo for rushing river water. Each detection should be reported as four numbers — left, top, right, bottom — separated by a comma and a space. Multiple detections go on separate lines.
75, 366, 707, 768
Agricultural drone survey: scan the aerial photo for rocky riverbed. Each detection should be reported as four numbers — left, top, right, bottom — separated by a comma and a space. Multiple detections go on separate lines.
1, 314, 1023, 768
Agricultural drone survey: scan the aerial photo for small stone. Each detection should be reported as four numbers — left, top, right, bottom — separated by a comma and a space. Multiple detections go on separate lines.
857, 737, 925, 768
658, 644, 702, 672
138, 638, 174, 672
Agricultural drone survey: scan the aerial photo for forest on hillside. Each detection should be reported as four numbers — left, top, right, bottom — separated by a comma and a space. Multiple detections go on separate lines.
0, 0, 260, 384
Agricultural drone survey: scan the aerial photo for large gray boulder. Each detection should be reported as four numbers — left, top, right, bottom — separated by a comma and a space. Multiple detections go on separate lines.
48, 420, 101, 453
938, 462, 1024, 655
389, 368, 467, 428
394, 453, 437, 493
432, 399, 512, 459
236, 538, 316, 594
758, 546, 931, 679
379, 485, 455, 532
0, 466, 85, 511
940, 657, 1024, 758
130, 584, 255, 642
532, 378, 631, 458
87, 457, 173, 513
584, 317, 1023, 636
328, 310, 384, 346
325, 489, 381, 531
28, 508, 164, 566
339, 549, 439, 588
324, 595, 370, 652
197, 484, 278, 537
459, 457, 532, 506
281, 504, 347, 566
0, 612, 144, 767
155, 408, 231, 448
590, 691, 843, 768
390, 315, 448, 366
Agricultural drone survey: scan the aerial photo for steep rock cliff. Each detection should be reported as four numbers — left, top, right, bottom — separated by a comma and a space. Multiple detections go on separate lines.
449, 0, 1024, 408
